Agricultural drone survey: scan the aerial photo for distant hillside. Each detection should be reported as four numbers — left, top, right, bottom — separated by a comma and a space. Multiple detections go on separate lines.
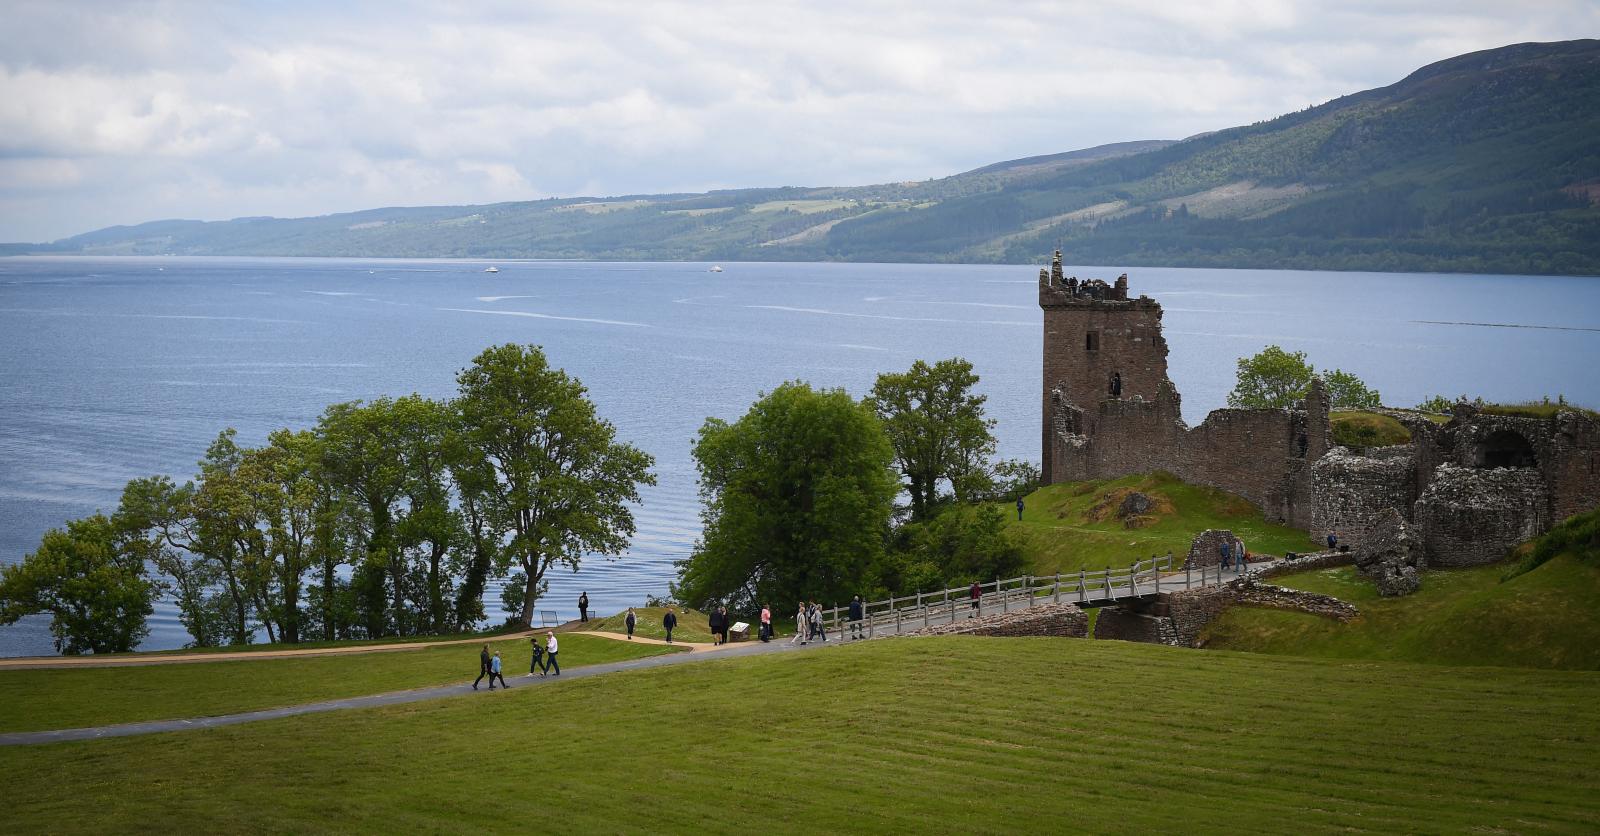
17, 40, 1600, 275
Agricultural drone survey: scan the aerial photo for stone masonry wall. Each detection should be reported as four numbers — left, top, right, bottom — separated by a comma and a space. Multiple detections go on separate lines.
1414, 464, 1550, 567
1257, 549, 1355, 580
1184, 529, 1236, 569
1311, 446, 1416, 544
901, 601, 1089, 639
1092, 607, 1178, 644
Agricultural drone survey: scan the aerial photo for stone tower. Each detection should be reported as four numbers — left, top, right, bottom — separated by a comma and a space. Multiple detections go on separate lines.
1039, 251, 1169, 478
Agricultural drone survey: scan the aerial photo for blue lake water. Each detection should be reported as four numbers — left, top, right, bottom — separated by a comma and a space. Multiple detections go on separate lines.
2, 256, 1597, 655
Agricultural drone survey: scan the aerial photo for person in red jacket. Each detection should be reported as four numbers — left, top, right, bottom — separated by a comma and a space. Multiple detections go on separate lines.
969, 581, 982, 617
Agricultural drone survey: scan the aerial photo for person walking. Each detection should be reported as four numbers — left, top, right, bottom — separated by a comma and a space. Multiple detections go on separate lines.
1219, 538, 1233, 571
708, 605, 726, 646
970, 581, 982, 616
624, 607, 637, 640
530, 635, 544, 674
848, 595, 864, 640
793, 602, 808, 645
1236, 538, 1249, 573
490, 651, 509, 689
663, 608, 678, 644
1016, 496, 1025, 521
759, 603, 772, 642
810, 602, 828, 642
578, 591, 590, 623
472, 643, 492, 690
543, 631, 560, 676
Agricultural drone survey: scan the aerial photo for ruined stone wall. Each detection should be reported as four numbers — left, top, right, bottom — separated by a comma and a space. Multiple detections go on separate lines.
1546, 411, 1600, 521
1183, 529, 1236, 569
901, 601, 1089, 639
1257, 549, 1355, 579
1414, 464, 1550, 567
1311, 446, 1417, 544
1092, 607, 1177, 644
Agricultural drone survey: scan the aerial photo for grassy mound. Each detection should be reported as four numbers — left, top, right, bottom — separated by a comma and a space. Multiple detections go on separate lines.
570, 606, 719, 644
1504, 506, 1600, 580
1201, 554, 1600, 670
3, 638, 1596, 832
1480, 399, 1600, 420
1330, 410, 1412, 447
1007, 472, 1315, 575
0, 633, 678, 734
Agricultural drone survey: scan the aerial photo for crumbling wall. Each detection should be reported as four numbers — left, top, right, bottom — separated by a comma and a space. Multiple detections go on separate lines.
1311, 446, 1416, 544
1184, 529, 1237, 569
1414, 464, 1549, 567
1354, 508, 1423, 596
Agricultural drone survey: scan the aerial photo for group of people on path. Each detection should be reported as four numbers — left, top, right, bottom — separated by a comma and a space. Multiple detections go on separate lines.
472, 631, 560, 690
1219, 536, 1251, 572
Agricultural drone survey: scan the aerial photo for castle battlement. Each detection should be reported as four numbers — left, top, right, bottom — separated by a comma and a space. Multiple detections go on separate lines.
1038, 249, 1154, 309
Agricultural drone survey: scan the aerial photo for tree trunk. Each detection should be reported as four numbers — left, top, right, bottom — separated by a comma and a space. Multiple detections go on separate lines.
518, 557, 541, 628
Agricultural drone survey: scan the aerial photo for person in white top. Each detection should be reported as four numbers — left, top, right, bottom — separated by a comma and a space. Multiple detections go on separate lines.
542, 631, 560, 676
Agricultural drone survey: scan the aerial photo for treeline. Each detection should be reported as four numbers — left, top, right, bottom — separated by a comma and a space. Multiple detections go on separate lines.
674, 358, 1038, 613
0, 345, 654, 654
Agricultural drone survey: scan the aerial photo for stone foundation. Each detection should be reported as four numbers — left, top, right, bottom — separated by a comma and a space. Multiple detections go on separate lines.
1414, 464, 1549, 566
1094, 577, 1359, 648
901, 601, 1089, 638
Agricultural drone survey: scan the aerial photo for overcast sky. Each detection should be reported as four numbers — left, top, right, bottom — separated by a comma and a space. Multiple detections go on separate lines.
1, 1, 1596, 241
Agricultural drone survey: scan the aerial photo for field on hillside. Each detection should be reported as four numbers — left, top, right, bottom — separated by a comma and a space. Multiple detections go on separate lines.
1201, 555, 1600, 670
1007, 473, 1316, 575
3, 638, 1596, 832
573, 607, 718, 644
0, 634, 677, 734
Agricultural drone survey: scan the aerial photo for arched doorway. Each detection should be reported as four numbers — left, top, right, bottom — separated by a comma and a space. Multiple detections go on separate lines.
1476, 429, 1537, 468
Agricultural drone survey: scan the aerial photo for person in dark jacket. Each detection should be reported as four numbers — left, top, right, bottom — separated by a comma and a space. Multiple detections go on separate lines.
708, 606, 727, 645
663, 608, 678, 644
578, 591, 590, 622
969, 581, 982, 616
848, 595, 865, 640
530, 635, 544, 674
625, 607, 637, 640
1016, 496, 1025, 521
1110, 372, 1122, 399
473, 643, 492, 690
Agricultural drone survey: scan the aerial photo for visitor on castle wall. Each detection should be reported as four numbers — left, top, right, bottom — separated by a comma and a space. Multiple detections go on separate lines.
848, 595, 865, 640
663, 608, 678, 644
530, 635, 544, 674
578, 591, 589, 623
542, 631, 560, 676
473, 643, 492, 691
708, 605, 727, 646
625, 607, 637, 640
793, 602, 808, 645
1110, 372, 1123, 399
759, 603, 772, 642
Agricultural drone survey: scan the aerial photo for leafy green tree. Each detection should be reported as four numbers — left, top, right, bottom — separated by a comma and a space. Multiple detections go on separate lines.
677, 382, 897, 610
189, 430, 259, 645
1323, 369, 1382, 410
317, 398, 416, 636
113, 476, 232, 648
454, 344, 655, 628
235, 430, 325, 643
883, 505, 1026, 595
1416, 394, 1460, 413
390, 398, 461, 634
868, 358, 997, 521
0, 515, 159, 654
1227, 346, 1315, 409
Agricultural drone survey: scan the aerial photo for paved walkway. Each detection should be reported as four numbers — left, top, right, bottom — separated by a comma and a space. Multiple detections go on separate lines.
0, 633, 844, 747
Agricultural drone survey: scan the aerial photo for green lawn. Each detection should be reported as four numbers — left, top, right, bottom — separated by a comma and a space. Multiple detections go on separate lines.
3, 637, 1597, 832
1007, 472, 1317, 575
79, 625, 527, 659
573, 606, 717, 643
1202, 554, 1600, 670
0, 633, 678, 734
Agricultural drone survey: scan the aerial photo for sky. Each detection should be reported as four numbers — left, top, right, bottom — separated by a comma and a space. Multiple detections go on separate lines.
1, 1, 1596, 242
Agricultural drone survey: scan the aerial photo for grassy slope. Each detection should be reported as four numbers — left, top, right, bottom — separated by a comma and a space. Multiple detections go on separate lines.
0, 634, 677, 734
572, 607, 717, 644
1007, 472, 1316, 575
1329, 410, 1412, 447
1201, 555, 1600, 670
2, 638, 1596, 832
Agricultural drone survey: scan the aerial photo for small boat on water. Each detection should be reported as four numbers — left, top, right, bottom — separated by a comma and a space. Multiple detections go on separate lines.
709, 265, 724, 273
484, 266, 500, 273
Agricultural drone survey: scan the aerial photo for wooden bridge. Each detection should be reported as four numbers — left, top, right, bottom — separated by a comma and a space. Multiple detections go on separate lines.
819, 554, 1262, 638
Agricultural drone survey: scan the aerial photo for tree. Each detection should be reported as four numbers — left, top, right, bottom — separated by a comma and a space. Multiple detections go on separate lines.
883, 504, 1026, 595
1323, 368, 1382, 410
389, 398, 461, 634
868, 358, 997, 521
113, 476, 232, 648
676, 382, 897, 610
317, 398, 416, 636
0, 515, 158, 654
235, 429, 324, 644
1227, 346, 1314, 409
454, 344, 655, 628
1228, 346, 1382, 411
189, 430, 259, 645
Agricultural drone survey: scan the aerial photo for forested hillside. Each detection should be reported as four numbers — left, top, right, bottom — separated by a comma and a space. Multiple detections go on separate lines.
20, 41, 1600, 275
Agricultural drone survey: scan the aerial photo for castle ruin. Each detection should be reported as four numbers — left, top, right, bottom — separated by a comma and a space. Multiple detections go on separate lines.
1038, 251, 1600, 567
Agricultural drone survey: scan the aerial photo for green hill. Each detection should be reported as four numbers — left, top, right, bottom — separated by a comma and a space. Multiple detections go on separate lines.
1007, 472, 1315, 575
1203, 507, 1600, 669
3, 638, 1597, 832
22, 40, 1600, 275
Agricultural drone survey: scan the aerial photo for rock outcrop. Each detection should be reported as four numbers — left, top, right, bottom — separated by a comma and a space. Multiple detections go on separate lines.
1354, 508, 1423, 596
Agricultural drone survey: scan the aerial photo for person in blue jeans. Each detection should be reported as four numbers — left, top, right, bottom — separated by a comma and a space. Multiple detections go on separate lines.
542, 631, 560, 676
489, 651, 509, 689
1219, 539, 1233, 570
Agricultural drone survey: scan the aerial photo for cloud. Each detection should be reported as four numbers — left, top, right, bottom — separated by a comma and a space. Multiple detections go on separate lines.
0, 0, 1596, 241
